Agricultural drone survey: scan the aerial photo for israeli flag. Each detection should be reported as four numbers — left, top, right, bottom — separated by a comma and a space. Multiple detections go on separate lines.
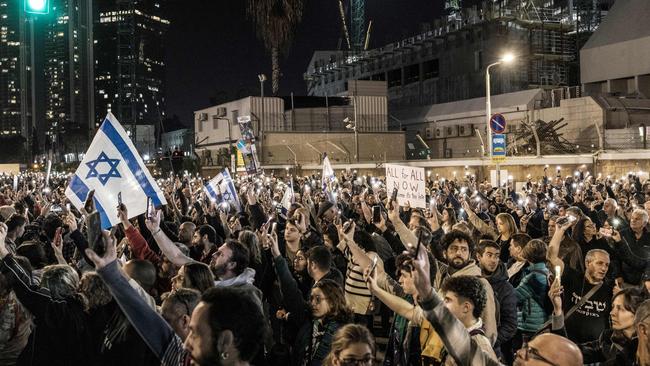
321, 153, 336, 203
205, 168, 241, 212
65, 113, 167, 229
280, 180, 294, 212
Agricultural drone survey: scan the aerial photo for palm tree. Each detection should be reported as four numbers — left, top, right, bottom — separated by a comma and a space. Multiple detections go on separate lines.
246, 0, 305, 95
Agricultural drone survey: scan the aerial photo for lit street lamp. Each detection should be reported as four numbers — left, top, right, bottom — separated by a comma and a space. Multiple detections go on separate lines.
344, 117, 359, 162
486, 53, 515, 189
258, 74, 266, 131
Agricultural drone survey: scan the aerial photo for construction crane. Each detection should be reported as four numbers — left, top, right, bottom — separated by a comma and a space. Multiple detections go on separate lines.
337, 0, 368, 52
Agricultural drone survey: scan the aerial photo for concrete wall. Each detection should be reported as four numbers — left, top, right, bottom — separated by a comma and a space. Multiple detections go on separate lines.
194, 97, 285, 150
532, 97, 604, 146
261, 131, 405, 165
581, 36, 650, 84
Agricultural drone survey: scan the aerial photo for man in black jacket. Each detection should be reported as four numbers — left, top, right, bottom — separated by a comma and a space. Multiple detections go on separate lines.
476, 239, 518, 362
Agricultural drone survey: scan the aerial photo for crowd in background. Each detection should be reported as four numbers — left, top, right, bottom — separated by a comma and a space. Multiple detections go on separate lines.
0, 166, 649, 366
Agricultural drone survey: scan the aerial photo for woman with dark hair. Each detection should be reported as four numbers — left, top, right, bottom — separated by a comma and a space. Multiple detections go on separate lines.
266, 230, 352, 366
441, 207, 457, 233
551, 285, 649, 365
572, 217, 619, 275
464, 200, 518, 264
171, 261, 214, 293
322, 324, 375, 366
238, 229, 264, 287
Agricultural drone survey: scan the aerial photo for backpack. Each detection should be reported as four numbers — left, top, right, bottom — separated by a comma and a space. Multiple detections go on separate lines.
529, 268, 554, 316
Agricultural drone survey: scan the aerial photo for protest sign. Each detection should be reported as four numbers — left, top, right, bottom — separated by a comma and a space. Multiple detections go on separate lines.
385, 164, 426, 208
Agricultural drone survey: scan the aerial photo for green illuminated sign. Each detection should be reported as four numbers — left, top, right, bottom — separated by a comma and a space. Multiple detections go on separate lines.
24, 0, 49, 15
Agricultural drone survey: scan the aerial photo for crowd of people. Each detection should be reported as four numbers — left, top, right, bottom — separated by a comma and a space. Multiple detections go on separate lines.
0, 167, 649, 366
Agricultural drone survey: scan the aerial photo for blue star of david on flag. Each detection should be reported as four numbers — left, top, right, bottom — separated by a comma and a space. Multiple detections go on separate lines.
85, 151, 121, 185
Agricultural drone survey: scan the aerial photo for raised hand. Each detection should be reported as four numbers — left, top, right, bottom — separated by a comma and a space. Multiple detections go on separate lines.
84, 230, 117, 270
548, 277, 563, 316
117, 203, 129, 227
411, 240, 432, 302
145, 209, 162, 233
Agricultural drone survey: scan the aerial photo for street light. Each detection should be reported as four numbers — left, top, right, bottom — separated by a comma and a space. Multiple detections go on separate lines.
258, 73, 266, 130
486, 52, 516, 189
344, 117, 359, 162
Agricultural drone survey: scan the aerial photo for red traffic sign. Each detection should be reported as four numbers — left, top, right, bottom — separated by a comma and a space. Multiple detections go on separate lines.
490, 114, 506, 134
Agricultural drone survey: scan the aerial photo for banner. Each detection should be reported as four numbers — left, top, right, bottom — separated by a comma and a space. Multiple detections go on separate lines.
237, 116, 259, 173
385, 164, 426, 208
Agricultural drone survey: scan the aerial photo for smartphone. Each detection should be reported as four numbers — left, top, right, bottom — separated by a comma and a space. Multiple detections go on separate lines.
117, 192, 125, 211
271, 222, 277, 235
413, 228, 424, 258
372, 205, 381, 223
599, 227, 613, 237
343, 219, 354, 234
369, 256, 378, 274
554, 265, 562, 282
87, 211, 105, 258
84, 189, 96, 213
390, 188, 398, 204
146, 197, 154, 219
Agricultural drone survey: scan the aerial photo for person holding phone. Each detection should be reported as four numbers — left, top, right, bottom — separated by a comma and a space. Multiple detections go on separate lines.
611, 208, 650, 287
548, 217, 616, 344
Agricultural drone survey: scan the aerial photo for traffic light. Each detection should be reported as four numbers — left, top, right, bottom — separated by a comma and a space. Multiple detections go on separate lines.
24, 0, 49, 14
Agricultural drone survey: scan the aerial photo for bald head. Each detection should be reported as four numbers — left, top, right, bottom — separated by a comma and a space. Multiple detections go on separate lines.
516, 333, 583, 366
124, 259, 157, 293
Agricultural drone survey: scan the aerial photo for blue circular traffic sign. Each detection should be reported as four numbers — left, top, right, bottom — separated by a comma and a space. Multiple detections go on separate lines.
490, 114, 506, 134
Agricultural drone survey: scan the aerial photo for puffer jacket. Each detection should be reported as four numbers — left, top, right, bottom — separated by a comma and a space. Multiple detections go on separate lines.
515, 262, 549, 333
484, 263, 518, 350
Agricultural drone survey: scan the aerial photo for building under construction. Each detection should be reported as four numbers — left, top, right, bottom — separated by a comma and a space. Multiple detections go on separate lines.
304, 0, 615, 111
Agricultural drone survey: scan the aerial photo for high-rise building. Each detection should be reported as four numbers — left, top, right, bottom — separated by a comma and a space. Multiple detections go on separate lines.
94, 0, 168, 156
43, 0, 93, 159
0, 0, 24, 137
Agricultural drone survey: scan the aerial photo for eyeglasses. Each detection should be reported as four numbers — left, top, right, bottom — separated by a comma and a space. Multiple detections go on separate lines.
517, 343, 558, 366
309, 294, 323, 303
338, 356, 374, 366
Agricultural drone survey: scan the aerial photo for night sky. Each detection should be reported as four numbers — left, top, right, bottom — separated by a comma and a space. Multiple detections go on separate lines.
164, 0, 442, 126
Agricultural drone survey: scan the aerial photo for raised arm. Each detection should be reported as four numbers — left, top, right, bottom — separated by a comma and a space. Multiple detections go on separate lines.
146, 209, 193, 266
85, 232, 185, 365
462, 200, 498, 238
366, 269, 418, 322
118, 204, 162, 265
409, 238, 500, 366
387, 202, 417, 246
547, 220, 571, 274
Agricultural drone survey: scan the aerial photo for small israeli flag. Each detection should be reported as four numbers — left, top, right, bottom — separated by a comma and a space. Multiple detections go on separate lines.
280, 180, 294, 212
65, 113, 167, 229
205, 168, 241, 212
321, 153, 336, 203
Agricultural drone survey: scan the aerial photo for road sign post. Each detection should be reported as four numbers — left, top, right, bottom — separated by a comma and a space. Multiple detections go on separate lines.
490, 113, 507, 134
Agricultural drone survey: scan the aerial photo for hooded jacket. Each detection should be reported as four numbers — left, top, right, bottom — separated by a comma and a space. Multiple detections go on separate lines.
215, 267, 263, 310
483, 263, 518, 352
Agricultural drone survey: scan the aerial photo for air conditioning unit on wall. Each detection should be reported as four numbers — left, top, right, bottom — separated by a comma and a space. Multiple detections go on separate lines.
446, 125, 459, 137
435, 127, 445, 139
459, 124, 474, 136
